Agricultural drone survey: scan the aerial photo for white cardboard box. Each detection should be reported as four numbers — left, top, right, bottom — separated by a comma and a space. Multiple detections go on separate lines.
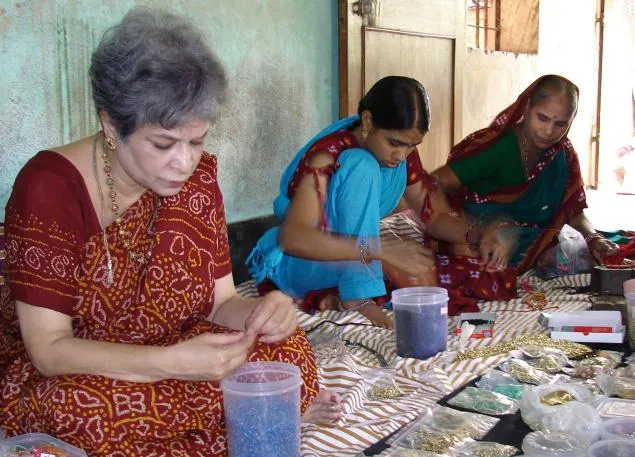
551, 328, 625, 343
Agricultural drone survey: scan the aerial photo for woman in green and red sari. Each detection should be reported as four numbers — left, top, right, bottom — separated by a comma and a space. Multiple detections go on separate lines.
433, 75, 619, 272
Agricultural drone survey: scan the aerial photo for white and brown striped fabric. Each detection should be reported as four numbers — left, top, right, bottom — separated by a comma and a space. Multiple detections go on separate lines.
236, 214, 593, 457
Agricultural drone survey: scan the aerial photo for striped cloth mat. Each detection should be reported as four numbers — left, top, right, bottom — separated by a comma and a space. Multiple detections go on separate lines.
235, 213, 593, 457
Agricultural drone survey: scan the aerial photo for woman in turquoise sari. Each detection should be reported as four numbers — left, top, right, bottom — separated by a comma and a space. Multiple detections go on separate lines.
433, 75, 619, 272
248, 76, 510, 328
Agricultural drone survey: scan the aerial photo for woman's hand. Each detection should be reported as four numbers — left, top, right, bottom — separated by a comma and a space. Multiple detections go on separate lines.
244, 290, 298, 344
164, 331, 257, 381
478, 222, 518, 271
587, 235, 620, 264
379, 236, 436, 279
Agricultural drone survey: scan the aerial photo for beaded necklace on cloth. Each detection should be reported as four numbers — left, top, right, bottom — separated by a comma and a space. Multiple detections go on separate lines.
92, 132, 161, 286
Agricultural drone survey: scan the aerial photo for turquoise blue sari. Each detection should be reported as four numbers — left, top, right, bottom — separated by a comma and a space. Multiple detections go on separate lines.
247, 116, 407, 301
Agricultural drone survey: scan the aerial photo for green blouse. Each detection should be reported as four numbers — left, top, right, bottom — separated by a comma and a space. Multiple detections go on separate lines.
449, 130, 526, 194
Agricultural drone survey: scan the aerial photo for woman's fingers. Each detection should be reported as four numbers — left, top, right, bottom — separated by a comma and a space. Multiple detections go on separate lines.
259, 305, 297, 343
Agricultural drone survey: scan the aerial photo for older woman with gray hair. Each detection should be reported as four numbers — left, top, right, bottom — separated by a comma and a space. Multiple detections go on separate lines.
0, 7, 338, 456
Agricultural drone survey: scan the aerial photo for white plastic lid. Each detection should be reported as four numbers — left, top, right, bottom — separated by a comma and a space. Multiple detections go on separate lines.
391, 286, 449, 307
522, 431, 586, 457
220, 361, 301, 397
600, 417, 635, 441
0, 433, 87, 457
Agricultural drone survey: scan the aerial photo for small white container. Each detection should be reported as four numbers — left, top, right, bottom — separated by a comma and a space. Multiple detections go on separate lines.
600, 417, 635, 441
0, 433, 87, 457
522, 431, 587, 457
587, 439, 635, 456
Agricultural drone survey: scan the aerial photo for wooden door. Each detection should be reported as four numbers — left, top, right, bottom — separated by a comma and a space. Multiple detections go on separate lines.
339, 0, 466, 170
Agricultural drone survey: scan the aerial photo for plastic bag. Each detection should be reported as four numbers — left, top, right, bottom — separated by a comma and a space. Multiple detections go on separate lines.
308, 330, 348, 361
594, 397, 635, 419
379, 448, 442, 457
452, 441, 518, 457
597, 368, 635, 399
363, 368, 405, 401
528, 352, 570, 374
390, 406, 498, 454
476, 369, 528, 400
535, 224, 593, 278
447, 386, 519, 415
499, 358, 557, 385
520, 383, 600, 443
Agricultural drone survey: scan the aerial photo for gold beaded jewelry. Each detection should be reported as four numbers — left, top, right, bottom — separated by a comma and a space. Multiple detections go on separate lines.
102, 134, 158, 266
455, 333, 592, 361
92, 132, 161, 286
367, 385, 404, 400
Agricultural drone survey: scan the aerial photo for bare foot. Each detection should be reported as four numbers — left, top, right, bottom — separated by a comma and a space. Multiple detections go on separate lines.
301, 390, 343, 425
342, 300, 394, 329
318, 294, 341, 311
357, 304, 394, 329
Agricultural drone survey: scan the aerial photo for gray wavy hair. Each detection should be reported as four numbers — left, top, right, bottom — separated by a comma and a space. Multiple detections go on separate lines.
90, 7, 227, 139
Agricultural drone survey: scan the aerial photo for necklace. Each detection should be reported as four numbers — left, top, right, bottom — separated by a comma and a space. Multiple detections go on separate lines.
92, 132, 160, 286
518, 131, 531, 177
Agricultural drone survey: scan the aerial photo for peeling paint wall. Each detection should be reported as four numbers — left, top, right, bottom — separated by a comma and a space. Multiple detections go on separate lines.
461, 0, 598, 183
0, 0, 337, 223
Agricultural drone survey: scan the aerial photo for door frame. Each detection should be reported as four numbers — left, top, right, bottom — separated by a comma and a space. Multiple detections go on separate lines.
338, 0, 466, 145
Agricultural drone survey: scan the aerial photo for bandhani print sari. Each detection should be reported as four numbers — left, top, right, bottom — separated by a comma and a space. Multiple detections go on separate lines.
0, 151, 318, 457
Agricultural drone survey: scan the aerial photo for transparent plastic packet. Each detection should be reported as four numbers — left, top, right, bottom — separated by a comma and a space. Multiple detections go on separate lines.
391, 422, 472, 455
475, 369, 528, 400
623, 363, 635, 379
594, 396, 635, 419
571, 355, 620, 369
389, 405, 499, 454
565, 376, 603, 395
362, 367, 405, 401
540, 401, 602, 444
519, 383, 600, 443
564, 353, 623, 379
452, 441, 519, 457
378, 447, 444, 457
499, 358, 558, 385
563, 365, 600, 379
517, 344, 566, 359
528, 352, 570, 374
447, 386, 519, 415
595, 350, 623, 367
597, 367, 635, 399
308, 330, 348, 360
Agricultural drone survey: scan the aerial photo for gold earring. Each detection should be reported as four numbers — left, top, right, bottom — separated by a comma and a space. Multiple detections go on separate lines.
105, 135, 117, 151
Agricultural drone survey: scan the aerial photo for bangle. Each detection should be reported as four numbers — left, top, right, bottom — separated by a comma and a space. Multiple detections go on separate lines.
358, 236, 371, 265
339, 299, 377, 312
584, 232, 603, 245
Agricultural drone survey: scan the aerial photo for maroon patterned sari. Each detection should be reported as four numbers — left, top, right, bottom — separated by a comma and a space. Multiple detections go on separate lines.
0, 151, 318, 456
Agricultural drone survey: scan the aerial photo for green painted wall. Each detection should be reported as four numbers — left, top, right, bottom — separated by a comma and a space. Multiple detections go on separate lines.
0, 0, 338, 223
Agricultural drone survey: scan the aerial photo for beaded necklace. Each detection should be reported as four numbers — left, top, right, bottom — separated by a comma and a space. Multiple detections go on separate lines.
519, 132, 531, 177
91, 132, 160, 286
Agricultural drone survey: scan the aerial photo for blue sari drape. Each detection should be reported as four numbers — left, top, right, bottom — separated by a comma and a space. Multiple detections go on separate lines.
247, 116, 407, 301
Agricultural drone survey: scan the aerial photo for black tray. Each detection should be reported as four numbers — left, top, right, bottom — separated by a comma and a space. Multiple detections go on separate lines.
361, 342, 629, 456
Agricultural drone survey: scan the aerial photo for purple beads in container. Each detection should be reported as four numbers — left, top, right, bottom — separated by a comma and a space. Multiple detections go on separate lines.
392, 287, 449, 360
